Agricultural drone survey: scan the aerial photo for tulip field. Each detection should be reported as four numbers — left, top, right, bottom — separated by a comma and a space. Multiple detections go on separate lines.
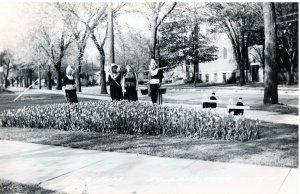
1, 100, 261, 141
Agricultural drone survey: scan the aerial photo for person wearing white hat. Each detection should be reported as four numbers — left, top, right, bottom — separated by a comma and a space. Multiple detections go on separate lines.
148, 59, 164, 104
108, 63, 123, 101
63, 65, 78, 103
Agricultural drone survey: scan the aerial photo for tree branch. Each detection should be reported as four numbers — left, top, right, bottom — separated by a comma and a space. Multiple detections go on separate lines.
156, 2, 177, 28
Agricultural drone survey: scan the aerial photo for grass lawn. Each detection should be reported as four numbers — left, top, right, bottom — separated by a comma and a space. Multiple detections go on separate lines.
0, 89, 298, 168
0, 121, 298, 168
0, 179, 64, 194
0, 92, 95, 113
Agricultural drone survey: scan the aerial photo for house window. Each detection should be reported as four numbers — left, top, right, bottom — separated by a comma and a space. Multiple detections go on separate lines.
214, 73, 218, 82
223, 73, 226, 83
199, 74, 202, 82
223, 47, 227, 59
205, 74, 209, 82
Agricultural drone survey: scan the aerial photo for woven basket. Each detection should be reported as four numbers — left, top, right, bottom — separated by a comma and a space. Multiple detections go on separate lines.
140, 89, 148, 95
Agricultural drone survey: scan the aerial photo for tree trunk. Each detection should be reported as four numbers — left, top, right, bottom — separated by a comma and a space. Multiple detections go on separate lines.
193, 22, 199, 87
29, 69, 33, 88
99, 49, 108, 94
263, 2, 278, 104
4, 64, 9, 88
150, 15, 158, 60
243, 47, 249, 84
76, 52, 84, 92
76, 65, 82, 92
239, 63, 246, 86
25, 70, 29, 88
4, 75, 8, 88
108, 2, 115, 64
90, 31, 108, 94
47, 71, 52, 90
19, 77, 23, 87
38, 64, 41, 89
286, 63, 294, 85
55, 62, 62, 90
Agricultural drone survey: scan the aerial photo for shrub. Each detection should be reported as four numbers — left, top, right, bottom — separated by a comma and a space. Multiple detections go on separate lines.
1, 101, 260, 141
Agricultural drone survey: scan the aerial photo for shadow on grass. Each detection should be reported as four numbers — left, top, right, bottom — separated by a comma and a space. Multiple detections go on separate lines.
0, 93, 96, 113
0, 121, 298, 168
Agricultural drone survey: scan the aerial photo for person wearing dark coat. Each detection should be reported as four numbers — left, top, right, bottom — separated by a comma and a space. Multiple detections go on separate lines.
63, 65, 78, 103
209, 92, 217, 100
149, 59, 164, 104
235, 97, 244, 115
108, 64, 123, 101
122, 65, 138, 101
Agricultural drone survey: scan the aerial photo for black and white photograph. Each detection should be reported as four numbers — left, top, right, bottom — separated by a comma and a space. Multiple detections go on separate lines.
0, 1, 298, 194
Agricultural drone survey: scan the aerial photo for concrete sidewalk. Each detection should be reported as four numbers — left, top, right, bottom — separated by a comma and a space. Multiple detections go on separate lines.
0, 140, 298, 194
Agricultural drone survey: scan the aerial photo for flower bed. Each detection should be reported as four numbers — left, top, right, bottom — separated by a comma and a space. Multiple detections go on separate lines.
1, 101, 261, 141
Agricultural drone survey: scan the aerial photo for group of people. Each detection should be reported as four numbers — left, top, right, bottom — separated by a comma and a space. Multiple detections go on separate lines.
62, 59, 164, 104
208, 92, 245, 115
108, 59, 164, 103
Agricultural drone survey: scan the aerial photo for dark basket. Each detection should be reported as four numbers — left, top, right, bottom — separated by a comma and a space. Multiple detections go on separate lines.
140, 89, 148, 95
159, 88, 167, 94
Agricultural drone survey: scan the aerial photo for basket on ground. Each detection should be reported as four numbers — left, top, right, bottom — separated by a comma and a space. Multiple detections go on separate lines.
159, 88, 167, 94
140, 89, 148, 95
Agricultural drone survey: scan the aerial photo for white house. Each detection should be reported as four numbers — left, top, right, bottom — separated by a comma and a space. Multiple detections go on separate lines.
198, 23, 238, 84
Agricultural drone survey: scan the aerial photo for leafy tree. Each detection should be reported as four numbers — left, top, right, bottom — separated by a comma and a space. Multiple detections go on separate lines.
207, 2, 263, 86
0, 50, 13, 88
159, 3, 218, 79
276, 2, 298, 85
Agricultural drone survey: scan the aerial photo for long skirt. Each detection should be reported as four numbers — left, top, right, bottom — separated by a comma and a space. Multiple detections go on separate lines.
110, 85, 123, 101
124, 87, 138, 101
65, 89, 78, 103
150, 84, 160, 103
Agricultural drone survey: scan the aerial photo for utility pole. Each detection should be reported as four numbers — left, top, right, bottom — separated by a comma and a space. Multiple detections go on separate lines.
108, 2, 115, 64
38, 63, 41, 89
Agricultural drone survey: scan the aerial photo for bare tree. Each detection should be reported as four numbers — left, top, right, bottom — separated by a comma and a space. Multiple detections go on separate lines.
263, 2, 278, 104
38, 24, 73, 90
65, 2, 125, 94
115, 23, 150, 74
0, 50, 13, 88
144, 2, 177, 64
57, 3, 91, 92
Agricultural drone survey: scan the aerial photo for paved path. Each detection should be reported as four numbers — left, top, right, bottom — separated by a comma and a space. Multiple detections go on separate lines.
17, 88, 299, 126
0, 140, 298, 194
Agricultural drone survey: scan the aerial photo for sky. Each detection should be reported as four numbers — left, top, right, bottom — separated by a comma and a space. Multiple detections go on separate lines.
0, 2, 150, 60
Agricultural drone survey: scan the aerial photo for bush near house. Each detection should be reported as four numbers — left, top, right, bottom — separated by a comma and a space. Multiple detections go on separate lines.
1, 101, 260, 141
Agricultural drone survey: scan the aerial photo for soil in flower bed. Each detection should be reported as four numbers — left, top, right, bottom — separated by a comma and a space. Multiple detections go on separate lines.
0, 121, 297, 168
0, 179, 64, 194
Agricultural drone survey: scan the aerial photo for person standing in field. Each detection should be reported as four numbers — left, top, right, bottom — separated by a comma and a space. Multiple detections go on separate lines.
63, 65, 78, 103
122, 65, 138, 101
149, 59, 164, 104
108, 64, 123, 101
